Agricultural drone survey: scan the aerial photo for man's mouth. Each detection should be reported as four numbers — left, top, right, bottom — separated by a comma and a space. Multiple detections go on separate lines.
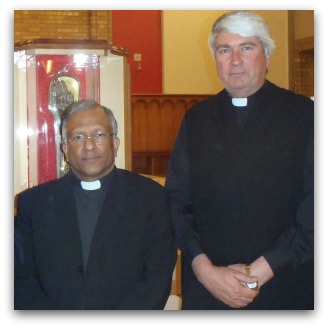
82, 155, 100, 161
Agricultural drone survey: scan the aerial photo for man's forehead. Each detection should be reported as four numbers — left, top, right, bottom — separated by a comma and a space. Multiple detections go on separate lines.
216, 32, 261, 45
67, 108, 110, 127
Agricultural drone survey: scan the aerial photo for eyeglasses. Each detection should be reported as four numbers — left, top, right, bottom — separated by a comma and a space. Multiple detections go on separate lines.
64, 132, 115, 146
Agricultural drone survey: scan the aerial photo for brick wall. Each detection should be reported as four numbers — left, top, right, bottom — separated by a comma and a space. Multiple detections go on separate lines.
14, 10, 112, 43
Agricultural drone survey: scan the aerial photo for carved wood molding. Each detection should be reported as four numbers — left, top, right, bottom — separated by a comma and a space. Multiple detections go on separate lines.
131, 94, 209, 109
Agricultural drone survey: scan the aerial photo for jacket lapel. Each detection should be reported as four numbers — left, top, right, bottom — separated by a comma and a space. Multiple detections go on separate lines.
53, 174, 84, 262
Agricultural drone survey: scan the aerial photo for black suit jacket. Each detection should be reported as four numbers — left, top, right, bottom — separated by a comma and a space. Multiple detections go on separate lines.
14, 168, 177, 310
166, 81, 314, 309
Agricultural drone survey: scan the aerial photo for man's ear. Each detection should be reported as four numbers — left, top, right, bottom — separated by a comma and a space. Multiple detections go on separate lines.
113, 137, 120, 158
62, 142, 68, 158
265, 53, 271, 69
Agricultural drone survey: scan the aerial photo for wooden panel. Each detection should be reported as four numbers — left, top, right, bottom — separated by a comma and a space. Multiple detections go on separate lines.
147, 99, 161, 151
171, 250, 182, 296
131, 94, 208, 175
294, 37, 314, 98
132, 99, 148, 151
132, 151, 170, 176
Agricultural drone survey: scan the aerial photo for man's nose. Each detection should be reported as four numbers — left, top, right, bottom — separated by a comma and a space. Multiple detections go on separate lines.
83, 136, 97, 149
231, 50, 242, 64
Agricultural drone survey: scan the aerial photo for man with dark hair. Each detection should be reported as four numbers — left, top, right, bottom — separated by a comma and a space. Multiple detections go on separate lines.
15, 100, 176, 310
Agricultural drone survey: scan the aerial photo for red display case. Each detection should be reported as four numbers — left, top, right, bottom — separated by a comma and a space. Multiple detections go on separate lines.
14, 39, 130, 196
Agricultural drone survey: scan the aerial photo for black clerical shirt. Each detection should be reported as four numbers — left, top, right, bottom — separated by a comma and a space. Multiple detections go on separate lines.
72, 171, 113, 269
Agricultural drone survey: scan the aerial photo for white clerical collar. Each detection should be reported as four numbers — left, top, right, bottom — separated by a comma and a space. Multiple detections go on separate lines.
81, 180, 101, 190
232, 98, 247, 107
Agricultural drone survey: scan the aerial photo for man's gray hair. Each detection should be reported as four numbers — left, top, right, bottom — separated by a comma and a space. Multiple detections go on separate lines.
60, 100, 118, 140
209, 11, 276, 56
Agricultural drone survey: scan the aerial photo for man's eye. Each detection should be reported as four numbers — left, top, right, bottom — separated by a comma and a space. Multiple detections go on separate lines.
95, 132, 106, 138
72, 135, 85, 141
241, 46, 253, 52
218, 48, 231, 55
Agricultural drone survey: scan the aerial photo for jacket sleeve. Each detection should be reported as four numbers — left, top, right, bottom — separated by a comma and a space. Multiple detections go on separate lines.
113, 188, 177, 309
165, 119, 204, 262
14, 192, 53, 309
263, 134, 314, 273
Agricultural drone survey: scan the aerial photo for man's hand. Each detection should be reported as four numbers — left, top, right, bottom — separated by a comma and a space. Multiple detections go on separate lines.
192, 254, 259, 308
228, 256, 274, 288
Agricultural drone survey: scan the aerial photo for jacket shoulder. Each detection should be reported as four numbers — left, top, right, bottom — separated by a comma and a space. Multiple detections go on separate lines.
17, 175, 68, 201
267, 81, 314, 112
116, 169, 165, 191
187, 93, 223, 116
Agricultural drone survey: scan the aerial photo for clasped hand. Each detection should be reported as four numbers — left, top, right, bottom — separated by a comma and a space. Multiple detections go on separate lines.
192, 254, 259, 308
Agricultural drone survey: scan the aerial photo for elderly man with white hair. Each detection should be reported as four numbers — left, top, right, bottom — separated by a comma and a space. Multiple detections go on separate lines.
166, 10, 314, 310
